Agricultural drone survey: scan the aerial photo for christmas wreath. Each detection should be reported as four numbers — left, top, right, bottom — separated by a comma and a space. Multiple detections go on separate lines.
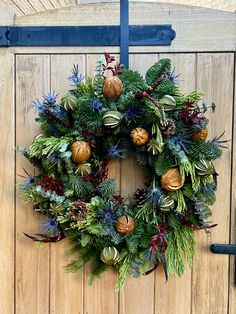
18, 54, 226, 290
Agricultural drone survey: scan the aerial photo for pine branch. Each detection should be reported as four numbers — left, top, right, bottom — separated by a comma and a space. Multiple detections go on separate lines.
44, 108, 72, 128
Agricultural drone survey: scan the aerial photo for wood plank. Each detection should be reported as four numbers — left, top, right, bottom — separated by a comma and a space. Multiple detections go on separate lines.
15, 55, 50, 314
83, 162, 120, 314
14, 3, 236, 53
192, 53, 234, 314
0, 49, 15, 314
0, 1, 20, 23
83, 54, 119, 314
10, 0, 35, 15
49, 54, 85, 314
154, 53, 196, 314
229, 53, 236, 314
24, 0, 45, 12
119, 54, 158, 314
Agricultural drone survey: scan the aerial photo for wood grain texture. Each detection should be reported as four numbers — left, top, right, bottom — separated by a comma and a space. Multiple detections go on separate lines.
13, 3, 236, 53
50, 54, 85, 314
83, 54, 119, 314
229, 53, 236, 314
0, 1, 18, 23
0, 50, 15, 314
15, 55, 50, 314
192, 53, 234, 314
119, 54, 158, 314
83, 160, 120, 314
154, 53, 196, 314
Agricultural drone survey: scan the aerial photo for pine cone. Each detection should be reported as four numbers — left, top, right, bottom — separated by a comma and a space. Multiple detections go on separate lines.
160, 119, 176, 137
134, 188, 148, 205
68, 200, 88, 221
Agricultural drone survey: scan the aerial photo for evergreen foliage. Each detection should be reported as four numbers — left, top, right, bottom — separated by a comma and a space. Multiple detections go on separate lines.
18, 54, 224, 290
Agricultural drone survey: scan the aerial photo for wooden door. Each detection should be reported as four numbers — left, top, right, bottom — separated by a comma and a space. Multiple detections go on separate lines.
0, 3, 235, 314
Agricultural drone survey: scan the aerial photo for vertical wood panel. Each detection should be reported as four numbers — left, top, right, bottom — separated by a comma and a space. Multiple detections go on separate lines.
154, 53, 196, 314
0, 50, 15, 314
83, 54, 120, 314
192, 53, 234, 314
119, 54, 158, 314
12, 50, 236, 313
15, 55, 50, 314
50, 54, 85, 314
229, 53, 236, 314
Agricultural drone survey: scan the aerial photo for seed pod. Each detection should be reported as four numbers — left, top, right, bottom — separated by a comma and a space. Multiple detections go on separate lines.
103, 76, 123, 99
61, 93, 77, 111
100, 247, 120, 265
195, 159, 214, 176
159, 95, 176, 111
158, 195, 175, 211
102, 111, 123, 128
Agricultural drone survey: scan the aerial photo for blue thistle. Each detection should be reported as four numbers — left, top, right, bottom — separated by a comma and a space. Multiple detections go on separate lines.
49, 152, 60, 164
68, 64, 84, 84
170, 134, 193, 153
130, 260, 140, 278
32, 99, 45, 112
91, 98, 103, 113
53, 104, 67, 119
21, 177, 35, 190
99, 208, 118, 225
168, 68, 180, 85
43, 91, 58, 105
147, 187, 162, 209
41, 217, 58, 234
123, 107, 141, 124
108, 144, 123, 158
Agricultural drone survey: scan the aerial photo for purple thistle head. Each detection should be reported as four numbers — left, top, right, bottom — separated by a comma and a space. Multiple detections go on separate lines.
91, 99, 103, 113
108, 144, 123, 158
43, 91, 58, 105
68, 64, 84, 84
168, 69, 180, 85
41, 217, 58, 234
123, 107, 141, 125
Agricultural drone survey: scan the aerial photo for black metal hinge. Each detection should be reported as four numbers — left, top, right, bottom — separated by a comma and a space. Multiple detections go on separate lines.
0, 25, 176, 48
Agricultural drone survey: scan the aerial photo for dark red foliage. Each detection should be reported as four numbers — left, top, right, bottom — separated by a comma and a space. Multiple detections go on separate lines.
181, 211, 217, 230
102, 53, 124, 76
178, 101, 205, 124
36, 176, 64, 194
112, 194, 124, 204
150, 222, 167, 254
44, 108, 71, 128
24, 231, 65, 243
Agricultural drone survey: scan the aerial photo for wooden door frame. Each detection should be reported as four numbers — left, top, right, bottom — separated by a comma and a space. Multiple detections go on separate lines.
0, 3, 235, 314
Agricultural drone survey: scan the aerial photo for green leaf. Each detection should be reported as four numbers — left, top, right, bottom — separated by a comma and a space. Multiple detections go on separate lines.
146, 58, 171, 85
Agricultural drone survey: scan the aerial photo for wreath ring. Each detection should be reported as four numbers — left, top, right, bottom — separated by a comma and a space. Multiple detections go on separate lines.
19, 54, 224, 290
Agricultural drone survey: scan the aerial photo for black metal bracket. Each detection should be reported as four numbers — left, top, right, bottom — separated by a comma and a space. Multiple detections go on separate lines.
0, 0, 176, 68
210, 243, 236, 285
210, 244, 236, 255
0, 25, 175, 48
